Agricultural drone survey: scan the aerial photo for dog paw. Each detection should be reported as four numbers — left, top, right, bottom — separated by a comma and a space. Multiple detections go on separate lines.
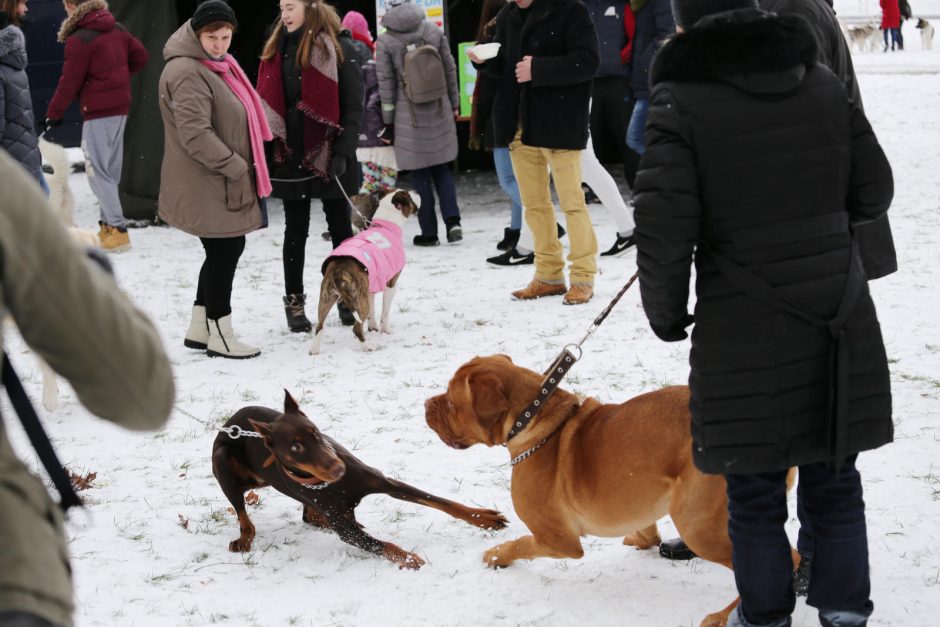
229, 538, 253, 553
368, 320, 380, 332
383, 543, 425, 570
622, 531, 660, 550
381, 323, 393, 334
361, 342, 376, 352
42, 392, 60, 412
482, 546, 511, 569
699, 611, 730, 627
468, 508, 509, 530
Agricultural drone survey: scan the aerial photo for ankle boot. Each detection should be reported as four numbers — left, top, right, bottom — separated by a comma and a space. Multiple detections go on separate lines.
207, 315, 261, 359
496, 227, 521, 251
184, 305, 209, 350
283, 294, 313, 333
337, 302, 356, 326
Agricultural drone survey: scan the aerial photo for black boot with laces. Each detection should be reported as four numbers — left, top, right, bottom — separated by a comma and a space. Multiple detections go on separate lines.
283, 294, 313, 333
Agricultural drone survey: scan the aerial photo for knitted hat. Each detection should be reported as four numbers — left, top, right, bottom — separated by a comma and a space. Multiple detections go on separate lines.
191, 0, 237, 31
670, 0, 758, 29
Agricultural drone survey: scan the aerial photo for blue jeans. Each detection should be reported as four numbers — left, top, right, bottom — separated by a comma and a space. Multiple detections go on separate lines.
726, 456, 873, 627
410, 163, 460, 238
626, 97, 650, 156
493, 147, 523, 230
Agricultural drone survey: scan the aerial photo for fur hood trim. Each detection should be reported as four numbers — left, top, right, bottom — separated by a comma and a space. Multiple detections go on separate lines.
0, 24, 26, 65
651, 10, 818, 92
58, 0, 109, 43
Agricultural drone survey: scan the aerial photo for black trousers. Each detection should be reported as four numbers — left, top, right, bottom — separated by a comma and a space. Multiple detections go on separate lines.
726, 455, 873, 626
283, 197, 352, 295
0, 612, 60, 627
195, 236, 246, 320
589, 76, 640, 187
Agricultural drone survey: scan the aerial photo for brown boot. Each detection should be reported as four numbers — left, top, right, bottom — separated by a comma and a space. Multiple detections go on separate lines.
100, 225, 131, 253
511, 279, 566, 300
563, 283, 593, 305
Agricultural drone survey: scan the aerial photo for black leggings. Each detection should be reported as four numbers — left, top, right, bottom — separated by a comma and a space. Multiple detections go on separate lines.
283, 198, 352, 295
195, 236, 246, 320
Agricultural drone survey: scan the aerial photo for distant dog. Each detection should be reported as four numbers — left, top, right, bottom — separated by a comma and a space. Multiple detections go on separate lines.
38, 136, 76, 226
917, 18, 934, 49
310, 189, 420, 354
213, 391, 507, 569
846, 23, 880, 53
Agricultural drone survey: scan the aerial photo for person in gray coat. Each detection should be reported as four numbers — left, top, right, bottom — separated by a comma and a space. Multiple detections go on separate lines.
376, 0, 462, 246
0, 12, 42, 184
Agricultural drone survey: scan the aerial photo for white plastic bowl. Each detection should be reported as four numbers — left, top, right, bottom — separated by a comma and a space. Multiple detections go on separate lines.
471, 42, 501, 61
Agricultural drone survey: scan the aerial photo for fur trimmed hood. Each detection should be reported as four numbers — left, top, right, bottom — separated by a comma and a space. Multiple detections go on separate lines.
650, 9, 819, 94
58, 0, 111, 43
0, 24, 27, 70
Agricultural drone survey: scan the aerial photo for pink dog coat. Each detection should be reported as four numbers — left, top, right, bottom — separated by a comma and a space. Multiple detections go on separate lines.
324, 219, 405, 293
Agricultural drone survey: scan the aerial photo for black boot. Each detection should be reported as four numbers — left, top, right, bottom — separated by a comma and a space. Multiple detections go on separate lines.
337, 302, 355, 326
283, 294, 313, 333
496, 227, 521, 251
446, 217, 463, 243
659, 537, 697, 561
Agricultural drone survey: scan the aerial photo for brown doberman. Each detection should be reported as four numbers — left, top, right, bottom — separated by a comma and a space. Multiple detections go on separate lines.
212, 391, 508, 569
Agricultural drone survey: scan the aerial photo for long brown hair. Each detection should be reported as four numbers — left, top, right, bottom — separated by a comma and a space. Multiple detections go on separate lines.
261, 1, 344, 68
475, 0, 507, 43
1, 0, 23, 27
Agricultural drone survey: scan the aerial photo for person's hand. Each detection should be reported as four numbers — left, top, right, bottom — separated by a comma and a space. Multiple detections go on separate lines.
378, 125, 394, 145
467, 49, 482, 64
515, 55, 533, 83
651, 314, 694, 342
36, 118, 62, 137
453, 108, 460, 119
330, 155, 347, 178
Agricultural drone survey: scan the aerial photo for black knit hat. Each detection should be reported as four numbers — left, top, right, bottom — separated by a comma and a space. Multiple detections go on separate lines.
670, 0, 758, 29
191, 0, 237, 32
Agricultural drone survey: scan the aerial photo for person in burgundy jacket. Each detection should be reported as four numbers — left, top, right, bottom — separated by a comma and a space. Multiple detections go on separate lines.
44, 0, 147, 252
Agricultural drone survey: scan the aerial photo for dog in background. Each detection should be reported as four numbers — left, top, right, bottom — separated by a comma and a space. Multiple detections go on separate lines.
425, 355, 800, 627
310, 189, 420, 354
845, 23, 881, 53
917, 18, 934, 49
38, 136, 76, 226
213, 391, 507, 569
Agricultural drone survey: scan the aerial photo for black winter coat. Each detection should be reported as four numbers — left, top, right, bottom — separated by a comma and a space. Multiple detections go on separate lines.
269, 30, 363, 201
760, 0, 897, 280
634, 10, 894, 474
0, 25, 41, 183
485, 0, 599, 150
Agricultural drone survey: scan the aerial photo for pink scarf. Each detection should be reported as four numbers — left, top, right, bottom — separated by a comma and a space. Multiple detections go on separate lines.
201, 55, 274, 198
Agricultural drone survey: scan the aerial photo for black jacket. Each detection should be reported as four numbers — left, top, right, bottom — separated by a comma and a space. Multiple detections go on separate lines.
629, 0, 674, 100
634, 10, 893, 474
485, 0, 599, 150
760, 0, 897, 280
269, 30, 363, 201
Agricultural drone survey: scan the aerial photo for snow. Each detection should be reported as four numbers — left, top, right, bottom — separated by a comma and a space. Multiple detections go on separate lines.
2, 49, 940, 627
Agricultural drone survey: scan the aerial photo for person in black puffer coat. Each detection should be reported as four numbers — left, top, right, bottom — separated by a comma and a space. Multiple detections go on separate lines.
0, 11, 42, 184
634, 2, 893, 626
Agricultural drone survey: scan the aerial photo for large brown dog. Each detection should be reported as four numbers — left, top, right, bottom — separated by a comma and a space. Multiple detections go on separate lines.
425, 354, 763, 627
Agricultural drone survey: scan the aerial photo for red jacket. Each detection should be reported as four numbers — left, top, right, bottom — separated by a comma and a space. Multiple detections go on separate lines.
46, 3, 148, 121
880, 0, 901, 29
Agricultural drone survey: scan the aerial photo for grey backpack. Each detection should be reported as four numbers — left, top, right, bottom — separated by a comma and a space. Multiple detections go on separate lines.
391, 29, 448, 124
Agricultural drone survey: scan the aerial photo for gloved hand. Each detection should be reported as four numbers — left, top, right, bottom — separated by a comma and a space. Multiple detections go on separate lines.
651, 314, 694, 342
36, 118, 62, 138
378, 125, 394, 145
330, 154, 346, 178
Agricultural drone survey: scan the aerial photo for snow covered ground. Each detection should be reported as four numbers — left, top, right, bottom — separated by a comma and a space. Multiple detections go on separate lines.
2, 47, 939, 627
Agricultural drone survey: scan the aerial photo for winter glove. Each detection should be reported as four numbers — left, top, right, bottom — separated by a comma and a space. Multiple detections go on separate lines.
650, 314, 694, 342
329, 155, 347, 178
378, 125, 394, 145
36, 118, 62, 138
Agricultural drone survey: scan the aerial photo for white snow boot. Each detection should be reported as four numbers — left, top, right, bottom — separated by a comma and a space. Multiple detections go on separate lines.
207, 315, 261, 359
184, 305, 209, 350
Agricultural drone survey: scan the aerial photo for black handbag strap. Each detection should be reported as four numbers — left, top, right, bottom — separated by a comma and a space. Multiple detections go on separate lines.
2, 352, 83, 512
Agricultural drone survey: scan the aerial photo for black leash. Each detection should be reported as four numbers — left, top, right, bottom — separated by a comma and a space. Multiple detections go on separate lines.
507, 271, 640, 442
2, 352, 83, 512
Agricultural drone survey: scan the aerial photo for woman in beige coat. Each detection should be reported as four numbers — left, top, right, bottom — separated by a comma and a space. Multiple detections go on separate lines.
158, 2, 272, 359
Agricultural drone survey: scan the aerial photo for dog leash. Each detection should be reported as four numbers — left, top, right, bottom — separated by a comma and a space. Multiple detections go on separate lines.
218, 425, 334, 491
507, 272, 640, 463
334, 174, 374, 229
1, 352, 83, 512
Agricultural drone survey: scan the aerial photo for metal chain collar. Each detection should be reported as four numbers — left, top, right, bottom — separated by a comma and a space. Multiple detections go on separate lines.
218, 426, 334, 491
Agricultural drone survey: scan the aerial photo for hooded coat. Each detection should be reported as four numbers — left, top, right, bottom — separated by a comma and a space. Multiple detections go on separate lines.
46, 0, 148, 121
157, 22, 263, 237
0, 150, 174, 627
0, 24, 41, 182
634, 10, 894, 474
376, 2, 459, 170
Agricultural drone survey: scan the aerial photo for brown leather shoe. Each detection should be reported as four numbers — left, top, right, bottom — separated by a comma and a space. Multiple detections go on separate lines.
563, 283, 593, 305
511, 279, 567, 300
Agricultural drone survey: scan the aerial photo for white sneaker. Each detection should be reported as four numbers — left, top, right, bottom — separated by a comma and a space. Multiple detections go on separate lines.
207, 315, 260, 359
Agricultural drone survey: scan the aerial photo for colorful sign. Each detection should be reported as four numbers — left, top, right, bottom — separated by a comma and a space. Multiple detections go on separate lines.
457, 41, 476, 118
376, 0, 446, 32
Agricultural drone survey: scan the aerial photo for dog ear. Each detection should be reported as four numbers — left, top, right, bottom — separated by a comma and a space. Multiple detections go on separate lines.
492, 354, 514, 364
465, 373, 510, 427
391, 190, 419, 217
283, 390, 303, 415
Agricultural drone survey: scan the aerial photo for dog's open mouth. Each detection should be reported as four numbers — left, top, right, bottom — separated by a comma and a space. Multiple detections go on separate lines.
283, 464, 330, 485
